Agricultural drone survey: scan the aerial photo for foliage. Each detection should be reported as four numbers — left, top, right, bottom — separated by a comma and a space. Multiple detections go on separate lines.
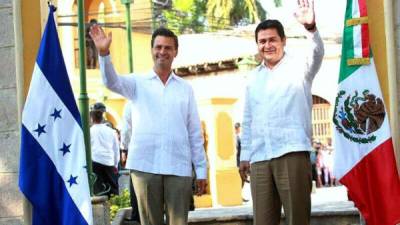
206, 0, 268, 30
157, 0, 268, 34
108, 189, 131, 221
274, 0, 282, 7
161, 0, 207, 34
230, 0, 257, 25
255, 0, 266, 22
206, 0, 234, 30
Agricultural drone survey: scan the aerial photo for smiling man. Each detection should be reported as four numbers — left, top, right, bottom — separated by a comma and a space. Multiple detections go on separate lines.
239, 0, 324, 225
89, 26, 207, 225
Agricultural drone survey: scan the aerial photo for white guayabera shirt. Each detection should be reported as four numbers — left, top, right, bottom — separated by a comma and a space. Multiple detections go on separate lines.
241, 31, 324, 163
99, 56, 207, 179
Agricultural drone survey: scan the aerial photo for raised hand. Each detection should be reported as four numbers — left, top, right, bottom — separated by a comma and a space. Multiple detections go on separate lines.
294, 0, 315, 28
89, 24, 112, 56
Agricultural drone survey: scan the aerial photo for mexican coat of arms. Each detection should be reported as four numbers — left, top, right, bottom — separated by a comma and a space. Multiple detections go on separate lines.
333, 90, 386, 143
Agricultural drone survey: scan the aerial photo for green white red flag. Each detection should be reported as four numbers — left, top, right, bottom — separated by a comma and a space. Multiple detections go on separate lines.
333, 0, 400, 224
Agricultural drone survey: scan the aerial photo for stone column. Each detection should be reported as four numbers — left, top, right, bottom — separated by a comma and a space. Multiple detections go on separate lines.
0, 0, 23, 224
394, 0, 400, 170
92, 196, 111, 225
196, 98, 242, 207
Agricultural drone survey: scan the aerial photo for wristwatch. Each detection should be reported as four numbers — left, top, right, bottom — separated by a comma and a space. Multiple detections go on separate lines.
305, 23, 316, 31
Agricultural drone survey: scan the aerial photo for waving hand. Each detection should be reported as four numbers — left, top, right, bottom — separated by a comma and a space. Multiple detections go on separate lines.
89, 24, 112, 56
294, 0, 316, 30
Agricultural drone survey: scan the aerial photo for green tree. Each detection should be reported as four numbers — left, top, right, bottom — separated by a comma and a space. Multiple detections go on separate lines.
155, 0, 274, 34
161, 0, 207, 34
274, 0, 282, 7
206, 0, 266, 30
206, 0, 234, 29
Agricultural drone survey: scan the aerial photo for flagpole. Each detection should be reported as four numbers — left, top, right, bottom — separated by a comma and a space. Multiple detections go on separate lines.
77, 0, 94, 195
383, 0, 400, 171
121, 0, 134, 73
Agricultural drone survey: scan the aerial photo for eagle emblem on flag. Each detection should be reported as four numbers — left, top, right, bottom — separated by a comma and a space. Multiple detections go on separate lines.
333, 89, 385, 143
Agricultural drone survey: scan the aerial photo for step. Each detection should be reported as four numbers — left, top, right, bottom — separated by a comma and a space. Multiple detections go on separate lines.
188, 200, 359, 225
117, 200, 360, 225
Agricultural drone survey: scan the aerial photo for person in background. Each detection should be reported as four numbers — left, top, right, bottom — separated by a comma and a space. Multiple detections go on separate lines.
322, 138, 335, 186
120, 101, 141, 223
235, 122, 242, 169
310, 140, 318, 186
314, 140, 324, 187
90, 104, 120, 197
86, 19, 98, 69
235, 122, 249, 202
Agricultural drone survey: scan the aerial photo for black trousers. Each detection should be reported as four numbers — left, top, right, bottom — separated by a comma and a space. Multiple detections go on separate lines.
92, 161, 119, 197
129, 176, 141, 222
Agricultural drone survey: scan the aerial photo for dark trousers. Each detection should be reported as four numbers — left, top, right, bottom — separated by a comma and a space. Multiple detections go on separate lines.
92, 161, 119, 197
311, 163, 317, 182
129, 176, 140, 222
131, 170, 192, 225
250, 152, 312, 225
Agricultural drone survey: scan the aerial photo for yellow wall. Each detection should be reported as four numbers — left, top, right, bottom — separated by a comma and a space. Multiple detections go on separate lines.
109, 29, 153, 74
198, 98, 243, 207
367, 0, 389, 109
85, 0, 153, 74
21, 1, 43, 99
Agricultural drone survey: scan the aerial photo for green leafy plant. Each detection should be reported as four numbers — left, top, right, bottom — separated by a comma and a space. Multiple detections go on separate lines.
108, 189, 131, 221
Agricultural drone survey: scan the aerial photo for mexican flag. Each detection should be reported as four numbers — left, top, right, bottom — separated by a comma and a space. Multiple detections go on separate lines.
333, 0, 400, 224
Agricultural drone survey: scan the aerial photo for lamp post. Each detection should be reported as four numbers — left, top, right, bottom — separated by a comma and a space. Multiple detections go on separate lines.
77, 0, 94, 195
121, 0, 134, 73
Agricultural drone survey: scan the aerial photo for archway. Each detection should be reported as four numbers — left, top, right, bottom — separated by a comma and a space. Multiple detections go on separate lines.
311, 95, 332, 144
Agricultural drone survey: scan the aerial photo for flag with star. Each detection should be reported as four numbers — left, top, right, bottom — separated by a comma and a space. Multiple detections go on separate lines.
18, 5, 92, 225
332, 0, 400, 224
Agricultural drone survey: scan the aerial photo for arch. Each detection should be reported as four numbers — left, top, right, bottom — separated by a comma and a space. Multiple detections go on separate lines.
311, 95, 332, 145
104, 108, 121, 130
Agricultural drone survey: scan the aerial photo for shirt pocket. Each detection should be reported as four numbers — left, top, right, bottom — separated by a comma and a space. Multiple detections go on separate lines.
169, 89, 189, 118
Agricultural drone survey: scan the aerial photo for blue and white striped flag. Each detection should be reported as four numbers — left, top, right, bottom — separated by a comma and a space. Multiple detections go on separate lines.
18, 5, 93, 225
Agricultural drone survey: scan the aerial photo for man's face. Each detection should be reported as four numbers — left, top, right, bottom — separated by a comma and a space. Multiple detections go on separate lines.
256, 28, 286, 68
152, 36, 177, 69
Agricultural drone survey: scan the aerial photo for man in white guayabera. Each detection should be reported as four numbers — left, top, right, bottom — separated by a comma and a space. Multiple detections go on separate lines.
89, 26, 207, 225
239, 0, 324, 225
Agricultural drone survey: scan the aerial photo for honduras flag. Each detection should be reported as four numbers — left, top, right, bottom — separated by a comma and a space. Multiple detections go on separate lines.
18, 5, 93, 225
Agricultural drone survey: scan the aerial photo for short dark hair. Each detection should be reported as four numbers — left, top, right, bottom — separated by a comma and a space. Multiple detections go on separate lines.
234, 122, 241, 129
151, 27, 179, 49
91, 102, 106, 112
255, 20, 285, 43
89, 19, 97, 24
91, 110, 103, 123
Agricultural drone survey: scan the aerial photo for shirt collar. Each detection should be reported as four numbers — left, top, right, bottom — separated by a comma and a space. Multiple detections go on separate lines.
147, 70, 178, 82
259, 52, 287, 72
